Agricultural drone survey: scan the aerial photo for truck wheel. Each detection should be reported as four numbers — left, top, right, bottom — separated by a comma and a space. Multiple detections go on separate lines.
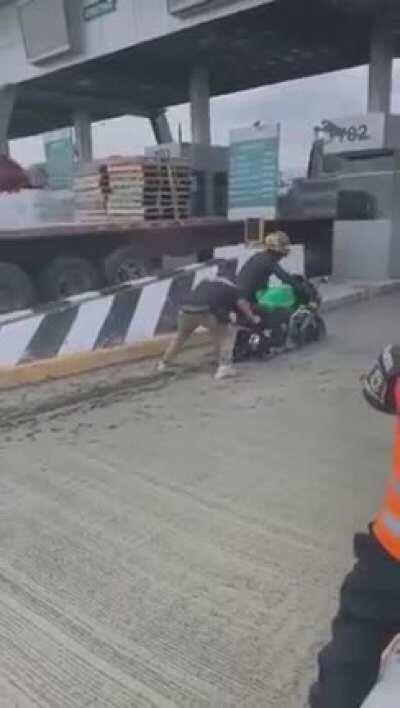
197, 249, 214, 263
40, 257, 101, 301
103, 247, 150, 286
0, 262, 37, 314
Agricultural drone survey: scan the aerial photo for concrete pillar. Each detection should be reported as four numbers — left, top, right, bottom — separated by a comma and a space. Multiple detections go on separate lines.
0, 137, 10, 158
368, 18, 395, 113
190, 65, 211, 146
0, 85, 16, 156
190, 66, 213, 215
150, 110, 173, 144
73, 109, 93, 163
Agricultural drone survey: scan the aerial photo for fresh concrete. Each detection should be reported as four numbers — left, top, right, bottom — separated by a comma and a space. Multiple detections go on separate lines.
0, 294, 399, 707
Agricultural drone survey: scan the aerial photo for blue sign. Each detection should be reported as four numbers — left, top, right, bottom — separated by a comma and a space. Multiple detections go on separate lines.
228, 125, 280, 219
44, 129, 74, 190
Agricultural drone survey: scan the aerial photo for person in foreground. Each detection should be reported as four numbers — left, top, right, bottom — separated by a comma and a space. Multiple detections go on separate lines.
362, 634, 400, 707
310, 345, 400, 707
157, 276, 260, 380
237, 230, 304, 304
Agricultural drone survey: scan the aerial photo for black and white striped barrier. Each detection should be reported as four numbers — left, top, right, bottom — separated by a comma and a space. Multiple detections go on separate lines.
0, 245, 304, 368
0, 276, 158, 329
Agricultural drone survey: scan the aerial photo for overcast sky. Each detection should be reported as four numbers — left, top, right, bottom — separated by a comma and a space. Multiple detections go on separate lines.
10, 60, 400, 177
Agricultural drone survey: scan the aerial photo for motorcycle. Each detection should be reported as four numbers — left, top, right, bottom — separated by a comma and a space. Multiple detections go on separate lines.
233, 275, 326, 362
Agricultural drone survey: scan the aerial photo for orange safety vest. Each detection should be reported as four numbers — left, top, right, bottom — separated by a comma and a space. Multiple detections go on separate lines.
373, 379, 400, 560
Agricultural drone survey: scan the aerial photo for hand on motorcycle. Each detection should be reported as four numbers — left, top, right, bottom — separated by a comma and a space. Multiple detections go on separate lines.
249, 315, 265, 334
231, 310, 262, 330
236, 299, 263, 329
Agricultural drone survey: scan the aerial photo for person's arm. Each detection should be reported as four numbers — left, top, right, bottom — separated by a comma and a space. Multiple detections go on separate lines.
236, 298, 260, 326
272, 262, 300, 288
273, 262, 314, 301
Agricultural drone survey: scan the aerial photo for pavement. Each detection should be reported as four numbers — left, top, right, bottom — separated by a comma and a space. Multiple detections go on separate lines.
318, 277, 400, 312
0, 292, 398, 707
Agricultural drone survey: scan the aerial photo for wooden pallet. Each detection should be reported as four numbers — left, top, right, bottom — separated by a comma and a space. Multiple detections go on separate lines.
107, 186, 188, 195
75, 155, 191, 222
108, 194, 190, 202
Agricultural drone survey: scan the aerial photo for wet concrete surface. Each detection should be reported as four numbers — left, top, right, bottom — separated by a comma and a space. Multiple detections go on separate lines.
0, 295, 397, 707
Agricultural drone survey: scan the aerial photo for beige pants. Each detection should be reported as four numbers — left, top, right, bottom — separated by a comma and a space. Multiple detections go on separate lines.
163, 310, 236, 367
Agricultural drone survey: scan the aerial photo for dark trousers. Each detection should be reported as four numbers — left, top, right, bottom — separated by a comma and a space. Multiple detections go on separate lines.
310, 530, 400, 708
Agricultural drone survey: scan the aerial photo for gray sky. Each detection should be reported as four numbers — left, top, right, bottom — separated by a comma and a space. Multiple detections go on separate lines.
10, 60, 400, 176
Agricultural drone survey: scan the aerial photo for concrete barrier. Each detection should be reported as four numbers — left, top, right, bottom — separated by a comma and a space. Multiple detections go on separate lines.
0, 245, 305, 388
0, 276, 158, 328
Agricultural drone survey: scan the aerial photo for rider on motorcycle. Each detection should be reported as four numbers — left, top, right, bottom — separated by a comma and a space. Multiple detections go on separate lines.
237, 231, 305, 305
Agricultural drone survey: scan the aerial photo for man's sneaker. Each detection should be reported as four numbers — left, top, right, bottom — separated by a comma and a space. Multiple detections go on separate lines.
214, 364, 237, 381
156, 360, 168, 373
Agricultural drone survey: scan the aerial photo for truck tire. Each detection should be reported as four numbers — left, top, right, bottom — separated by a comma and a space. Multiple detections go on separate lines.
197, 249, 214, 263
39, 257, 101, 301
0, 262, 37, 314
103, 247, 150, 286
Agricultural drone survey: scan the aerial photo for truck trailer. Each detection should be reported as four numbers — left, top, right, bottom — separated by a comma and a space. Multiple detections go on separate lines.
0, 216, 333, 314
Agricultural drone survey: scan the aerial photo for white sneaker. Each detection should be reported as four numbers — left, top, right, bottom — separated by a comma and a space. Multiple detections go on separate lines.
156, 361, 168, 373
214, 364, 237, 381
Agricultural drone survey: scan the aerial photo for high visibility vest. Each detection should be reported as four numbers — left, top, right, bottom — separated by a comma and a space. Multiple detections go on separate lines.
373, 380, 400, 560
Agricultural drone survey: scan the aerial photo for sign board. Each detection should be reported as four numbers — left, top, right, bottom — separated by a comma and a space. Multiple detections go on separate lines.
83, 0, 117, 21
168, 0, 209, 13
318, 113, 386, 154
18, 0, 72, 64
228, 123, 280, 220
168, 0, 240, 15
44, 128, 74, 190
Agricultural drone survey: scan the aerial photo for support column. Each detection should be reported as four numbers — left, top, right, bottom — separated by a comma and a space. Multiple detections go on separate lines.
0, 85, 16, 156
150, 110, 173, 144
190, 65, 211, 145
73, 109, 93, 163
368, 17, 395, 113
190, 65, 213, 215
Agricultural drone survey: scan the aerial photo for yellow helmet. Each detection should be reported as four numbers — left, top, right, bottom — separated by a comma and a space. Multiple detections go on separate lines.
264, 231, 291, 256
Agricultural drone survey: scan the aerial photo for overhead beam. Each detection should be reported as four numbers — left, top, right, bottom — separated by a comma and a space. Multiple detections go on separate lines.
21, 86, 151, 119
79, 66, 174, 100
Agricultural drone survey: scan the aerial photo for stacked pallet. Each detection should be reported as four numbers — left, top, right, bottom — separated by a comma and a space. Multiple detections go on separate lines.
74, 157, 191, 221
107, 157, 191, 220
74, 161, 108, 221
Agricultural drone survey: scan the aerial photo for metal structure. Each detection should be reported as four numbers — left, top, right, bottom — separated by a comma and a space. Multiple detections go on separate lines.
0, 0, 399, 301
0, 0, 399, 156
